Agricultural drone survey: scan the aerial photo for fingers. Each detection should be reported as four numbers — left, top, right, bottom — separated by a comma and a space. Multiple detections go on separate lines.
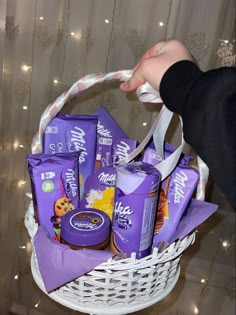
120, 41, 167, 92
120, 66, 146, 92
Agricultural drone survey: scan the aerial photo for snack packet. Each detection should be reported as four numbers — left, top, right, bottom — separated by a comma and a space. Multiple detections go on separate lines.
94, 106, 128, 169
142, 145, 199, 247
80, 166, 116, 219
27, 152, 80, 240
110, 162, 161, 258
43, 113, 98, 198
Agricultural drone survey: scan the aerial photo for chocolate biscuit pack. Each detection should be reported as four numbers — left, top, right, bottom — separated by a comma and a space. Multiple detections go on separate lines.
111, 162, 161, 258
27, 152, 80, 239
43, 113, 98, 197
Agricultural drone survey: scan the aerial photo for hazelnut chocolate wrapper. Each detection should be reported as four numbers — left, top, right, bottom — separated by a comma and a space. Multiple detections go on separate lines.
142, 145, 199, 247
43, 113, 98, 198
27, 152, 80, 239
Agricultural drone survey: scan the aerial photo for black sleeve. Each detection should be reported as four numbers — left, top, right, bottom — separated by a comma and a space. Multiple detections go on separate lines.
159, 60, 236, 208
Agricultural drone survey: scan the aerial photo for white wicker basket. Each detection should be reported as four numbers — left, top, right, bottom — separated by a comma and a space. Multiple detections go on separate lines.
25, 200, 195, 315
26, 70, 197, 315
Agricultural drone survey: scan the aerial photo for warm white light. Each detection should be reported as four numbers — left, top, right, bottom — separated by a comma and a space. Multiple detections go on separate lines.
14, 275, 19, 280
19, 245, 26, 249
39, 16, 44, 20
70, 32, 75, 36
222, 240, 230, 248
194, 306, 199, 314
19, 144, 24, 148
224, 40, 229, 43
105, 19, 110, 24
34, 301, 40, 308
53, 79, 59, 84
159, 21, 164, 27
200, 278, 206, 283
13, 140, 19, 150
26, 241, 32, 253
22, 106, 28, 110
18, 180, 26, 187
142, 122, 147, 126
21, 64, 31, 72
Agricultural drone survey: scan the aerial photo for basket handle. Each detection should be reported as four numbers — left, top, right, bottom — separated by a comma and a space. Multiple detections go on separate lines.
31, 70, 184, 180
31, 70, 209, 194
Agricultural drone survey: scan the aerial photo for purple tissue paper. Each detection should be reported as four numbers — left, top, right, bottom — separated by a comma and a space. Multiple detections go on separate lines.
34, 226, 114, 292
169, 198, 218, 244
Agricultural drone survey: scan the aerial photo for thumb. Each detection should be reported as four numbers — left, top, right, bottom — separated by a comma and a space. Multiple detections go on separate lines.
120, 66, 146, 92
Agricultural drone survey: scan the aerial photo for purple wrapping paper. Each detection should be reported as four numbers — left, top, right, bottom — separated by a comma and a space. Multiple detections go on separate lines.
168, 198, 218, 244
34, 226, 113, 292
34, 198, 218, 292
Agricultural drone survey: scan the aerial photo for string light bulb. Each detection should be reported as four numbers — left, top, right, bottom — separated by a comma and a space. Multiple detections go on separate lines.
22, 106, 28, 110
34, 301, 40, 308
200, 278, 206, 283
159, 21, 164, 27
19, 144, 24, 148
142, 122, 147, 126
14, 275, 19, 280
21, 64, 32, 72
104, 19, 110, 24
222, 240, 230, 248
70, 32, 75, 36
53, 79, 59, 85
18, 180, 26, 188
39, 16, 44, 20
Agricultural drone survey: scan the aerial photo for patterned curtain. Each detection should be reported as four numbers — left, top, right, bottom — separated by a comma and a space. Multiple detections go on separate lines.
0, 0, 235, 195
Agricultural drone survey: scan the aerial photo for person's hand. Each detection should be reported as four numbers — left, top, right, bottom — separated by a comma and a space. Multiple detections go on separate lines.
120, 40, 193, 92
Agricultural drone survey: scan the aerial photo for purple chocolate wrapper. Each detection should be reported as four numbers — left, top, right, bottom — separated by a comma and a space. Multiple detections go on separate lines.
27, 152, 80, 239
94, 106, 128, 169
142, 146, 199, 247
43, 113, 98, 197
143, 142, 193, 166
112, 138, 137, 164
80, 166, 116, 219
111, 162, 161, 258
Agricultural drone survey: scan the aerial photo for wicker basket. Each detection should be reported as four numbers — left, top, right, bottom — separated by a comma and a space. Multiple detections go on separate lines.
25, 200, 195, 315
25, 70, 197, 315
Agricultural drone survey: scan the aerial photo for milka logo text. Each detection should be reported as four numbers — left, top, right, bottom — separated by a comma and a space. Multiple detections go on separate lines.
97, 121, 112, 137
98, 172, 116, 185
173, 170, 188, 204
115, 141, 131, 160
114, 202, 133, 230
73, 222, 97, 229
65, 169, 77, 197
70, 127, 87, 164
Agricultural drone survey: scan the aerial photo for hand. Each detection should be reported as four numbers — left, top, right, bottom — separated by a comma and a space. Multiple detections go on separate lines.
120, 40, 193, 92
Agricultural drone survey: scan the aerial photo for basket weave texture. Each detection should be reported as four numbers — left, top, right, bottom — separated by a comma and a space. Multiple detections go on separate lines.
25, 201, 195, 314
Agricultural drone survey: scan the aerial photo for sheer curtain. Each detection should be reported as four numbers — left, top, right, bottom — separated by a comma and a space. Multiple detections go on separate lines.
0, 0, 235, 197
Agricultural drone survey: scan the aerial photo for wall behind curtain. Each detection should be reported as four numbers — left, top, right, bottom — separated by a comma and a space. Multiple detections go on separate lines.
0, 0, 235, 197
